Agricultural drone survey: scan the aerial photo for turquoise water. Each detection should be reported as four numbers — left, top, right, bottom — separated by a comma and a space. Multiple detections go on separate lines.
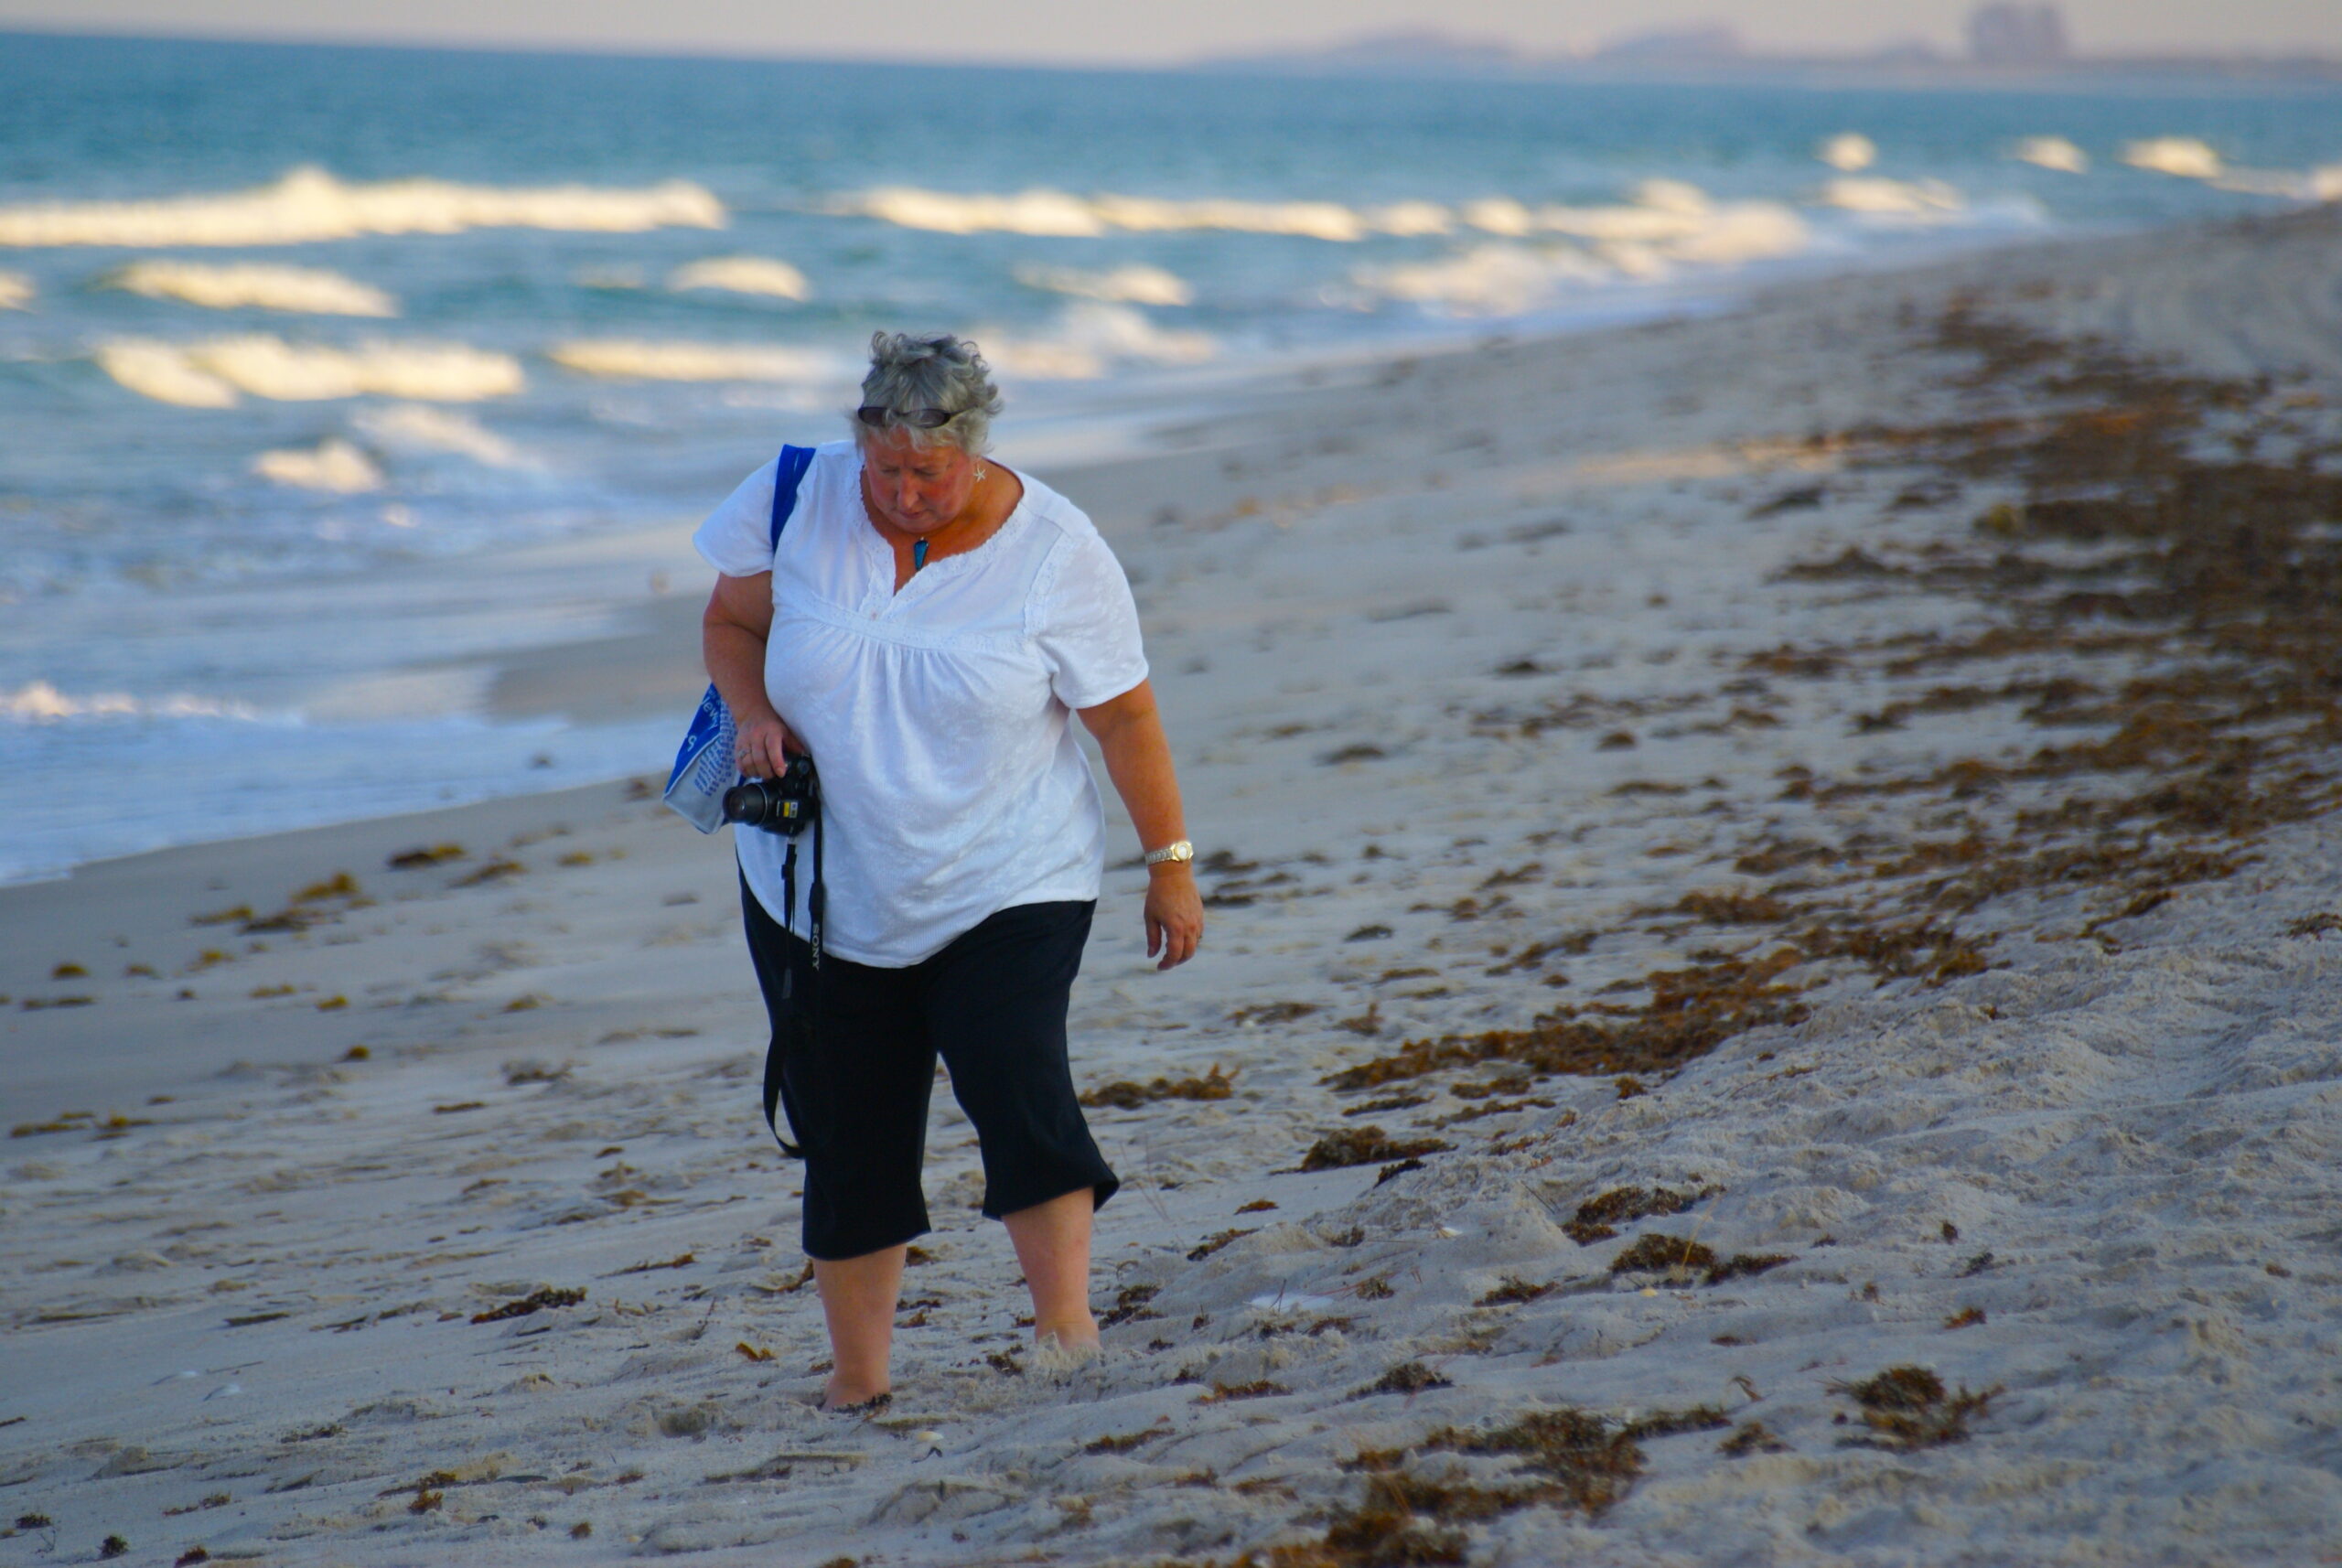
3, 31, 2340, 879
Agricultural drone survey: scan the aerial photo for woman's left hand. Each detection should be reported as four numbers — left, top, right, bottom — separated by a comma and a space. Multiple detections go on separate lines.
1144, 865, 1204, 971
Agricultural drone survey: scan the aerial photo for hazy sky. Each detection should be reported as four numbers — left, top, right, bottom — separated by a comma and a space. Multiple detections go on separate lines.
2, 0, 2338, 64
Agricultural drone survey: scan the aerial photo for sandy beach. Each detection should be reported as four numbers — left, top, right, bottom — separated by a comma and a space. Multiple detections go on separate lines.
5, 207, 2341, 1566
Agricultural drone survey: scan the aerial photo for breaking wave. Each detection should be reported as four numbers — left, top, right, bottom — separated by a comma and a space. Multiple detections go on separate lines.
0, 270, 30, 309
833, 186, 1455, 242
2213, 165, 2342, 202
97, 336, 525, 407
828, 181, 1819, 255
1349, 243, 1610, 317
0, 166, 725, 249
1014, 262, 1194, 306
2014, 136, 2090, 174
982, 304, 1215, 381
349, 403, 527, 467
252, 437, 383, 493
1820, 177, 1966, 217
2122, 137, 2224, 180
1818, 133, 1878, 172
105, 260, 398, 317
4, 680, 263, 724
1345, 181, 1815, 316
667, 256, 811, 301
545, 339, 837, 382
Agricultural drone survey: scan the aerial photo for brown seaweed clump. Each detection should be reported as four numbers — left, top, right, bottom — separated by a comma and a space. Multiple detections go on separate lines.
1474, 1277, 1553, 1307
469, 1286, 585, 1324
1080, 1065, 1235, 1110
1422, 1409, 1645, 1514
1834, 1364, 1998, 1450
1269, 1412, 1648, 1566
1298, 1126, 1453, 1171
1608, 1233, 1718, 1283
1354, 1361, 1455, 1399
1324, 950, 1809, 1093
1563, 1184, 1707, 1244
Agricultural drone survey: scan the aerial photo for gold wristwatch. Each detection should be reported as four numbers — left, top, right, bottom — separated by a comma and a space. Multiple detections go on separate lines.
1144, 839, 1195, 868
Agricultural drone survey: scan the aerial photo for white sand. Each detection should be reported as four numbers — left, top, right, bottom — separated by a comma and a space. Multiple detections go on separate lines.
4, 210, 2339, 1566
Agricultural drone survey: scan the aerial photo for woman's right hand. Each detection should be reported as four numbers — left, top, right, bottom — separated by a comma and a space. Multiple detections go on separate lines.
735, 712, 796, 779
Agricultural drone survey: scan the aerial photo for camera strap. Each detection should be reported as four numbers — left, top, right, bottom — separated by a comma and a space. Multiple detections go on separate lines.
766, 808, 824, 1161
778, 808, 823, 973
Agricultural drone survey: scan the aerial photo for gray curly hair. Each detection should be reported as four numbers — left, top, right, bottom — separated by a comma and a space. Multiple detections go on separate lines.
854, 331, 1003, 455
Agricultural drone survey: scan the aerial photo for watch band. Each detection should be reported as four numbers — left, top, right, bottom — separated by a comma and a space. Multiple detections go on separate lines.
1144, 839, 1195, 867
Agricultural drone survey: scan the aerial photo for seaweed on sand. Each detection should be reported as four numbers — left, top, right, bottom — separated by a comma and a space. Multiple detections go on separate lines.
1608, 1233, 1718, 1283
1100, 1283, 1164, 1327
1324, 950, 1809, 1092
469, 1286, 585, 1324
1299, 1126, 1452, 1170
1562, 1184, 1709, 1244
1270, 1415, 1649, 1568
1353, 1362, 1453, 1399
1349, 304, 2342, 1104
1080, 1065, 1236, 1110
1833, 1364, 1999, 1450
1474, 1278, 1552, 1306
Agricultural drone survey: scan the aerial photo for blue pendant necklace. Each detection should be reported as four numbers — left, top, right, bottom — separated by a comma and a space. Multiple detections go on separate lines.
911, 538, 929, 573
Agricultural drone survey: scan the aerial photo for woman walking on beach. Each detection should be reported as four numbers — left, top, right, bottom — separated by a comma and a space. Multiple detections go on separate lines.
695, 332, 1203, 1412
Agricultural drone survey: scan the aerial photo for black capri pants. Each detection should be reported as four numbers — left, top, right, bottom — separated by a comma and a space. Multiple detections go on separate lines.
742, 877, 1120, 1261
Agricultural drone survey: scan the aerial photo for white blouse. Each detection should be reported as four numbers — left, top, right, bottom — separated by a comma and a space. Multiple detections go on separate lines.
693, 441, 1148, 967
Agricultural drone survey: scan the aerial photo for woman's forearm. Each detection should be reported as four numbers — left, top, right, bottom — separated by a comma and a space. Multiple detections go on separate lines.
1084, 684, 1187, 853
704, 618, 779, 725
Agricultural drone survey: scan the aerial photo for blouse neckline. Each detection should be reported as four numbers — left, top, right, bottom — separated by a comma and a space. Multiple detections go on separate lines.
851, 456, 1031, 611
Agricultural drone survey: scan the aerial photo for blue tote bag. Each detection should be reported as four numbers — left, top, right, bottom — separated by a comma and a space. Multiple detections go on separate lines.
661, 445, 817, 832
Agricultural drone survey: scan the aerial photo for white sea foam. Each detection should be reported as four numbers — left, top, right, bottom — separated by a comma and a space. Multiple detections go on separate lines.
2122, 137, 2223, 180
105, 260, 397, 317
93, 340, 241, 407
0, 166, 725, 249
1416, 184, 1814, 290
2014, 135, 2090, 174
1013, 262, 1194, 306
1368, 200, 1454, 237
252, 437, 384, 493
1818, 132, 1878, 172
0, 270, 31, 309
2208, 164, 2342, 203
666, 256, 811, 301
1091, 193, 1371, 241
832, 186, 1454, 242
3, 680, 262, 724
97, 336, 525, 407
982, 303, 1215, 381
349, 403, 526, 467
1820, 176, 1965, 216
546, 339, 835, 382
1350, 242, 1609, 317
1349, 180, 1814, 317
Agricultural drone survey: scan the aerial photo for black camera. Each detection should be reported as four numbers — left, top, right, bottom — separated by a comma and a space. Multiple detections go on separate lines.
722, 754, 818, 837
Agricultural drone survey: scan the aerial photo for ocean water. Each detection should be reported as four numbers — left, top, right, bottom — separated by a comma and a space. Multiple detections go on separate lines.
5, 31, 2341, 882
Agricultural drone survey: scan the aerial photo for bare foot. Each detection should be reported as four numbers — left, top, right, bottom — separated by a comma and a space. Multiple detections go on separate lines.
820, 1383, 892, 1415
1031, 1315, 1101, 1371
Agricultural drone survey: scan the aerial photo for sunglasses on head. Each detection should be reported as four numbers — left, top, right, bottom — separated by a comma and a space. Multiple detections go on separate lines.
856, 404, 956, 430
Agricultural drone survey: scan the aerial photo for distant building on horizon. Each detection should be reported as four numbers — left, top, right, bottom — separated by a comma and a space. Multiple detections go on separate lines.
1967, 4, 2070, 65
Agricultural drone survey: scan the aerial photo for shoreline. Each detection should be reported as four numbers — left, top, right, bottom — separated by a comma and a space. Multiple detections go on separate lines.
18, 208, 2323, 898
5, 202, 2340, 1564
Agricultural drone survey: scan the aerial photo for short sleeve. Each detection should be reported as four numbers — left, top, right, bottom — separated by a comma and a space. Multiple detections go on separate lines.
1035, 531, 1148, 710
692, 457, 779, 578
